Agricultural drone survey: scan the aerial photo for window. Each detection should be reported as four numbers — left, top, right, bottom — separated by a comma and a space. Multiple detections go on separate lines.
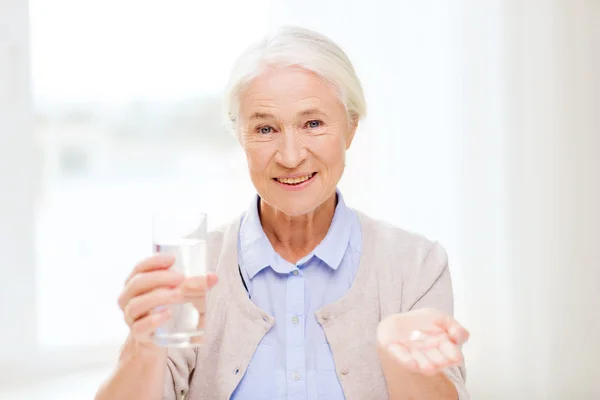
30, 0, 269, 355
3, 0, 463, 380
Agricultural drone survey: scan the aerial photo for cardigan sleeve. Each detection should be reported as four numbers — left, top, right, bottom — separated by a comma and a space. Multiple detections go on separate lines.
402, 241, 469, 400
163, 348, 197, 400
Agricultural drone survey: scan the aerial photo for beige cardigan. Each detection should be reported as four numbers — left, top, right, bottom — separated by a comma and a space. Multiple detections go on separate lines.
163, 211, 468, 400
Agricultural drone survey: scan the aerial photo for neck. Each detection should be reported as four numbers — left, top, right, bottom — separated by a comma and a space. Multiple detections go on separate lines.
259, 193, 337, 263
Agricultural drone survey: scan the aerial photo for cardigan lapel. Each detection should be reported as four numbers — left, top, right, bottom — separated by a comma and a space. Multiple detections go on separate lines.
192, 216, 274, 400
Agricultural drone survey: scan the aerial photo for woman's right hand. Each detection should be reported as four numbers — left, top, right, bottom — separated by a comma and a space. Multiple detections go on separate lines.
117, 254, 218, 346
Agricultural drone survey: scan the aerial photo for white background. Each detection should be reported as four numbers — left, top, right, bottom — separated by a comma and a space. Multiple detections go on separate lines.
1, 0, 599, 399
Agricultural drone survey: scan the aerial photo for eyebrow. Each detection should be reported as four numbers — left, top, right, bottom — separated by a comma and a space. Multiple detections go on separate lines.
299, 108, 327, 118
248, 108, 328, 121
249, 112, 275, 121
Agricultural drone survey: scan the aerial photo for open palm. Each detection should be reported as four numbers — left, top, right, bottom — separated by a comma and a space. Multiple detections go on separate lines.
377, 308, 469, 376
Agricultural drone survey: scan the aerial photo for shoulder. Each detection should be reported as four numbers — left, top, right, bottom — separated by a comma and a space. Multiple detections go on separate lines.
354, 209, 446, 260
206, 213, 244, 271
352, 209, 449, 279
207, 213, 245, 242
352, 209, 453, 312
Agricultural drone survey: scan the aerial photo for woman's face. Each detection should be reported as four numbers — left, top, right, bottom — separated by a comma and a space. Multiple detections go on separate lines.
238, 66, 356, 217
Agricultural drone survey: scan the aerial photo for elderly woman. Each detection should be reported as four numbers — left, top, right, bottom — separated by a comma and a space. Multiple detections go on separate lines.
96, 26, 469, 400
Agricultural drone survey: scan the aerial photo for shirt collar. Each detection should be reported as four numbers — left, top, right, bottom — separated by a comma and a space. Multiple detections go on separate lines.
238, 189, 353, 279
312, 191, 352, 271
238, 196, 276, 280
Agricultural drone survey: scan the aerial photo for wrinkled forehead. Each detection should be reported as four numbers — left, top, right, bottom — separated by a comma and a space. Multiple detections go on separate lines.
238, 66, 345, 121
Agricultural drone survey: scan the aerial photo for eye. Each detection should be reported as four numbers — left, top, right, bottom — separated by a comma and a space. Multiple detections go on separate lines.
258, 125, 273, 134
306, 120, 322, 129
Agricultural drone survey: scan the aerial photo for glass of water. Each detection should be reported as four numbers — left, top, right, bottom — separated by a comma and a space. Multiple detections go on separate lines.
152, 210, 207, 348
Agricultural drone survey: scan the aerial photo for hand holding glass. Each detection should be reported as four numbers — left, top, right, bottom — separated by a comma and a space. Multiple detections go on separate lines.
152, 211, 209, 348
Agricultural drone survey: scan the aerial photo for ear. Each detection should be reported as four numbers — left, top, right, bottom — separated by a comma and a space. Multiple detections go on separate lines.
345, 117, 359, 150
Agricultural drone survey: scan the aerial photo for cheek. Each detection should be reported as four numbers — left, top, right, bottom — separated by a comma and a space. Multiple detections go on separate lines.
315, 136, 346, 169
244, 142, 273, 175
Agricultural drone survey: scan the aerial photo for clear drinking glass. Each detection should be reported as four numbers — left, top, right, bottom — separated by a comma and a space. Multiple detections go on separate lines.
152, 210, 207, 348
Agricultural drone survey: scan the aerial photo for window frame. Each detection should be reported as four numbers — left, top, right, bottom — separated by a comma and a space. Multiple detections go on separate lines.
0, 0, 120, 385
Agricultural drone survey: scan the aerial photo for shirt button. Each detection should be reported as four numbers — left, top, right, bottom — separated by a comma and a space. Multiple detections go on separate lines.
341, 367, 350, 375
292, 372, 300, 381
292, 270, 299, 275
291, 315, 299, 324
322, 312, 331, 320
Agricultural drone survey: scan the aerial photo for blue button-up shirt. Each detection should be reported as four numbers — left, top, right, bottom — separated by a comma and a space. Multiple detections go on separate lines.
231, 191, 362, 400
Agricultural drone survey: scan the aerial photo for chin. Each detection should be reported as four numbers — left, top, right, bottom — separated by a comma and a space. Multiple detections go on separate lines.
276, 202, 319, 217
265, 195, 322, 217
259, 178, 335, 217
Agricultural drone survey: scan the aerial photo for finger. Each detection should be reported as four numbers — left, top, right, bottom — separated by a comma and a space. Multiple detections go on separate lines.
181, 274, 218, 328
196, 296, 212, 330
130, 308, 172, 341
421, 333, 445, 349
410, 348, 437, 376
436, 315, 469, 345
119, 270, 185, 310
424, 348, 449, 368
125, 254, 175, 284
124, 288, 183, 324
439, 338, 463, 364
388, 344, 419, 372
181, 273, 219, 297
448, 324, 470, 345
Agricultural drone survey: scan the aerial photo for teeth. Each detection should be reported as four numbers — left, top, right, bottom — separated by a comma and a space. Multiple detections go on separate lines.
277, 173, 314, 185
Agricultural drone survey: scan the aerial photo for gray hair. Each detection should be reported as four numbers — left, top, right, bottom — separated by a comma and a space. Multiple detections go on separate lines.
224, 26, 366, 134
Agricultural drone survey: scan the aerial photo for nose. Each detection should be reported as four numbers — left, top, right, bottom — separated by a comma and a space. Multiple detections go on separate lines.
275, 130, 307, 169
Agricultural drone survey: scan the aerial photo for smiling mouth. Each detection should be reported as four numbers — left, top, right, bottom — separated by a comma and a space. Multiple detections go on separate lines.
274, 172, 317, 185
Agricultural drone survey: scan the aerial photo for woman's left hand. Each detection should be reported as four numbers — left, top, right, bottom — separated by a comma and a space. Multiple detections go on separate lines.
377, 308, 469, 376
